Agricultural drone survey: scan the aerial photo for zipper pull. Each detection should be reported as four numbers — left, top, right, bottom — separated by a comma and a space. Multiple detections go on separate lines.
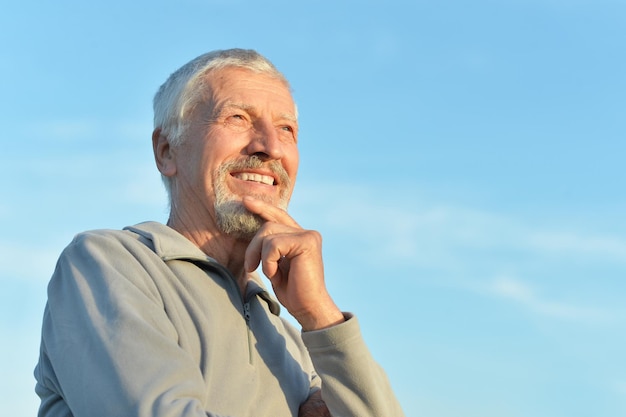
243, 302, 251, 322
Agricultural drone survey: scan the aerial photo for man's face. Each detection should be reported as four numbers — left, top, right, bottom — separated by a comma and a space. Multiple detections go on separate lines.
169, 67, 299, 237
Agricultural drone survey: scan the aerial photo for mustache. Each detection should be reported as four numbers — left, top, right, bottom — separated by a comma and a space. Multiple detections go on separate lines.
219, 155, 291, 188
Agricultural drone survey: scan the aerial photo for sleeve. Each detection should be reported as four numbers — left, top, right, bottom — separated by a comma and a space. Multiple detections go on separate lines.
35, 231, 228, 417
301, 313, 406, 417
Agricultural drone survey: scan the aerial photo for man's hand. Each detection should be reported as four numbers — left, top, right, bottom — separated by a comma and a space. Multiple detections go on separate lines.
298, 390, 331, 417
242, 196, 344, 331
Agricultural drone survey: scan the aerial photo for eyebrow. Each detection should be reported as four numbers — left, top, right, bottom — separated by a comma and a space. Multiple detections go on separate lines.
217, 101, 298, 124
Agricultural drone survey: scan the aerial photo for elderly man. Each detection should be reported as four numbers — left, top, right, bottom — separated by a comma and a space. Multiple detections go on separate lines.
35, 49, 404, 417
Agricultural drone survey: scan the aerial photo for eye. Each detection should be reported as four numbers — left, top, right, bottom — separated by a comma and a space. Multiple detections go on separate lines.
278, 124, 297, 143
224, 114, 250, 131
230, 114, 246, 122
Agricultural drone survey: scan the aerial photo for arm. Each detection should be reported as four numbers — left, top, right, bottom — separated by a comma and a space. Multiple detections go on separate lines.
302, 314, 406, 417
36, 232, 224, 417
243, 197, 405, 417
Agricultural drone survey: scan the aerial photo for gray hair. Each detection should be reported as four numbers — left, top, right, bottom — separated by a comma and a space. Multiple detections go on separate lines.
152, 48, 292, 198
153, 48, 290, 146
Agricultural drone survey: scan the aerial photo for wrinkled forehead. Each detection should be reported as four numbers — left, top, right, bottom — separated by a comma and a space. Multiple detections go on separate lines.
193, 67, 298, 118
200, 67, 292, 96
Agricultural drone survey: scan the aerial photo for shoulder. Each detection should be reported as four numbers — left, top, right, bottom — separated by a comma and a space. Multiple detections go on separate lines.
53, 226, 162, 286
69, 227, 145, 246
62, 226, 155, 261
49, 226, 168, 304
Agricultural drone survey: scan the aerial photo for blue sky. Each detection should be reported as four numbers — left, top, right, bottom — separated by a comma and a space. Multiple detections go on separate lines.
2, 1, 625, 416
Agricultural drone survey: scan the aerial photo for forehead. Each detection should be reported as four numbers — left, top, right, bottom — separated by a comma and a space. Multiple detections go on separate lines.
200, 67, 296, 114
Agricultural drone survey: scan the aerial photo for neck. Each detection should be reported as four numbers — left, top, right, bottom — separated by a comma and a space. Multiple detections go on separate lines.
167, 208, 251, 294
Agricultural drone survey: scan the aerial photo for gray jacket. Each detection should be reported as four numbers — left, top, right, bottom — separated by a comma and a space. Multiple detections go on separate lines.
35, 221, 404, 416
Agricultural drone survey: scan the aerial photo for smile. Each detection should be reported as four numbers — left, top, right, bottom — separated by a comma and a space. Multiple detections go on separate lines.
232, 172, 275, 186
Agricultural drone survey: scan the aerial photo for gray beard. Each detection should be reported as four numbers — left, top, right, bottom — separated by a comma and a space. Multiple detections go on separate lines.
213, 156, 291, 239
214, 200, 264, 240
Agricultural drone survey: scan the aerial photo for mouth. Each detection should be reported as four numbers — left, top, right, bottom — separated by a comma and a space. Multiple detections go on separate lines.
231, 171, 277, 186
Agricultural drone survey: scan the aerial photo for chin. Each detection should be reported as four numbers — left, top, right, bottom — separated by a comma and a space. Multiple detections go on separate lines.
214, 200, 264, 238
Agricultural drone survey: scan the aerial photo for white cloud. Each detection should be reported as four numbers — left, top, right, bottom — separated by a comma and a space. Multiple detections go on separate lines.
487, 275, 613, 323
0, 240, 63, 284
294, 181, 626, 266
613, 380, 626, 396
490, 275, 534, 301
26, 119, 98, 141
23, 118, 151, 143
293, 181, 626, 324
528, 232, 626, 261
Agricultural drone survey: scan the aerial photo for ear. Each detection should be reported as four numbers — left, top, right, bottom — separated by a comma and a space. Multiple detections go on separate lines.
152, 128, 177, 177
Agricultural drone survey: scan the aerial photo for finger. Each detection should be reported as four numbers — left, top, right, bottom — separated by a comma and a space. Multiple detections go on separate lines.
244, 223, 290, 273
260, 240, 282, 282
250, 232, 286, 280
242, 196, 300, 228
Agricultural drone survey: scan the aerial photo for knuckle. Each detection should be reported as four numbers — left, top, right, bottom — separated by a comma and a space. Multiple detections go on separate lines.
262, 235, 282, 258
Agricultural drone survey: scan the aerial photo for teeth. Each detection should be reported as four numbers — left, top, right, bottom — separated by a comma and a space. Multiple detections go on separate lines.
235, 172, 274, 185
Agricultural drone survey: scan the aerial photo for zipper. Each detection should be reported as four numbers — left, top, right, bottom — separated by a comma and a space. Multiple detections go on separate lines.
203, 261, 255, 365
242, 285, 266, 365
243, 300, 254, 364
243, 301, 251, 322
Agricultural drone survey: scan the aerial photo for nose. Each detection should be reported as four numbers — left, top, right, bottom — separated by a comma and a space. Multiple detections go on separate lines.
245, 121, 284, 161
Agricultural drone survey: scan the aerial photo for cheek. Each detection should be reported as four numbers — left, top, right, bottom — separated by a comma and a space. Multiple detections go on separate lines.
285, 147, 300, 179
180, 148, 217, 191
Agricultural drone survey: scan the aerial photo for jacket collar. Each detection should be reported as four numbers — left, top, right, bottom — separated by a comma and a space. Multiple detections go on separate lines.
124, 221, 281, 316
125, 221, 214, 263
